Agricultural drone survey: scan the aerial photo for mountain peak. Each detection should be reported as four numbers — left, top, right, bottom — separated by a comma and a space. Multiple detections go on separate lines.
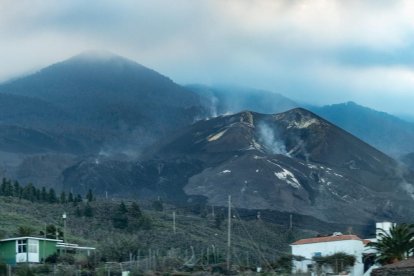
65, 50, 137, 66
275, 107, 325, 127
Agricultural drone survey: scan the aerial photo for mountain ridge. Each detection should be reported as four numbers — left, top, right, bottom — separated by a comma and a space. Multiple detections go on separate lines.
62, 108, 414, 225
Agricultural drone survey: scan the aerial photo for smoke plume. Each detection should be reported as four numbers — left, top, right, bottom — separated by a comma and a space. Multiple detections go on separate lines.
257, 123, 288, 155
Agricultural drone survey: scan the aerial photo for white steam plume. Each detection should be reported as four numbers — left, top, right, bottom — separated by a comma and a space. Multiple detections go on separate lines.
257, 123, 288, 155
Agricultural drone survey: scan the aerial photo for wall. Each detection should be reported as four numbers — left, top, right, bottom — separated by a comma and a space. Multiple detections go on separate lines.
0, 241, 16, 265
39, 240, 58, 262
291, 239, 365, 276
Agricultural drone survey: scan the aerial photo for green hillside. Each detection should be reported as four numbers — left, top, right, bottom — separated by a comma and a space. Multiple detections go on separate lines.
0, 191, 307, 274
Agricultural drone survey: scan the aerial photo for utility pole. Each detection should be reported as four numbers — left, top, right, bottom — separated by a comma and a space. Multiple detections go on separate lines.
226, 195, 232, 271
289, 214, 293, 230
212, 205, 215, 217
173, 211, 176, 234
62, 212, 67, 254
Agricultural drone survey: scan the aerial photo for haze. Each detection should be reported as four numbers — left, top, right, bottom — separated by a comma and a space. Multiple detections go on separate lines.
1, 0, 414, 116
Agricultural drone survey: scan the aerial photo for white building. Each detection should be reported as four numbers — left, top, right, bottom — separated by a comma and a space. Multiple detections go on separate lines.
290, 222, 394, 276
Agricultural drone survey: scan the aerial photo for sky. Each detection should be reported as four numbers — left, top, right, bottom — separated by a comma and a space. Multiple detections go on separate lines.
1, 0, 414, 116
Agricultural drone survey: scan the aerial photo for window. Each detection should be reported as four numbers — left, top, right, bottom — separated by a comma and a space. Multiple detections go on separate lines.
17, 240, 27, 253
313, 252, 322, 257
28, 240, 38, 253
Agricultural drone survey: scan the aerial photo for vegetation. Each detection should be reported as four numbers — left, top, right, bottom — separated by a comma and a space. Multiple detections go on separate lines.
0, 178, 86, 205
0, 176, 314, 273
313, 252, 356, 274
0, 192, 304, 273
368, 223, 414, 264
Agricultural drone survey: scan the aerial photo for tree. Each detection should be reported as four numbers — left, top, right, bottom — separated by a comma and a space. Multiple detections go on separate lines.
68, 192, 74, 203
368, 223, 414, 264
47, 188, 57, 203
45, 224, 63, 239
13, 181, 21, 197
84, 203, 93, 217
75, 194, 82, 202
112, 202, 128, 229
118, 201, 128, 214
17, 225, 35, 236
129, 202, 142, 218
152, 199, 163, 211
73, 194, 82, 206
60, 192, 67, 204
313, 252, 355, 274
41, 187, 47, 202
86, 189, 94, 202
127, 202, 151, 231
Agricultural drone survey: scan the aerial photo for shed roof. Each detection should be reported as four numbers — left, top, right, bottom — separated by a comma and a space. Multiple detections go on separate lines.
0, 236, 62, 242
291, 234, 365, 245
57, 242, 95, 250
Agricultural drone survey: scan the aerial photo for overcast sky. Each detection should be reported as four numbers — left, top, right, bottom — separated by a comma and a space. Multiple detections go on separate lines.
1, 0, 414, 116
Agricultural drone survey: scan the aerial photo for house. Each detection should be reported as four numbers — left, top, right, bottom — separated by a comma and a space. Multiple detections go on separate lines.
0, 236, 96, 265
0, 237, 62, 265
290, 222, 393, 276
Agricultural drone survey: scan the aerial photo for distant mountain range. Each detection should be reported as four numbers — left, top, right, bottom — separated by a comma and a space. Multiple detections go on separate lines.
1, 51, 414, 227
308, 102, 414, 157
186, 85, 414, 158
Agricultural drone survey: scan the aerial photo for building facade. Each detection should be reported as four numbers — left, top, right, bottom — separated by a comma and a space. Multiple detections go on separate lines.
0, 236, 95, 265
0, 237, 61, 265
291, 234, 369, 275
290, 222, 393, 276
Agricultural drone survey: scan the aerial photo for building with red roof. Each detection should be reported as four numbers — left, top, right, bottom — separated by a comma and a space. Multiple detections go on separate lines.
290, 222, 393, 276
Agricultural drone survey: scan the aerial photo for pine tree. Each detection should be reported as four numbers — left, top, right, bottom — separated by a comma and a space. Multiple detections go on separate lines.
68, 192, 74, 202
86, 189, 94, 202
60, 192, 67, 204
129, 202, 142, 218
13, 181, 21, 197
112, 202, 128, 229
0, 178, 6, 196
41, 187, 47, 202
46, 224, 57, 239
75, 194, 82, 202
84, 203, 93, 217
48, 188, 57, 203
119, 201, 128, 214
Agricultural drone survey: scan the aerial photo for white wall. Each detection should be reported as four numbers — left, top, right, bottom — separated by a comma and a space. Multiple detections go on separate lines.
291, 239, 365, 276
28, 239, 39, 263
15, 239, 40, 263
376, 222, 394, 240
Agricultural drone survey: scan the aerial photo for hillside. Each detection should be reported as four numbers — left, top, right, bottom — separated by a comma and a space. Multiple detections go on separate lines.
0, 51, 206, 150
0, 193, 312, 273
309, 102, 414, 157
61, 108, 414, 226
0, 51, 207, 188
187, 84, 298, 117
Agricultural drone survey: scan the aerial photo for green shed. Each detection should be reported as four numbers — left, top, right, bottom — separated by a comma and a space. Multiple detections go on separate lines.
0, 237, 62, 265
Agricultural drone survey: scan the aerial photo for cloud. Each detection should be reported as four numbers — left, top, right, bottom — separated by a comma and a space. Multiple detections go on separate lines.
1, 0, 414, 115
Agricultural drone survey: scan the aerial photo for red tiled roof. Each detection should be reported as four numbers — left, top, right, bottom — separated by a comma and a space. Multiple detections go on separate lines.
291, 234, 364, 245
